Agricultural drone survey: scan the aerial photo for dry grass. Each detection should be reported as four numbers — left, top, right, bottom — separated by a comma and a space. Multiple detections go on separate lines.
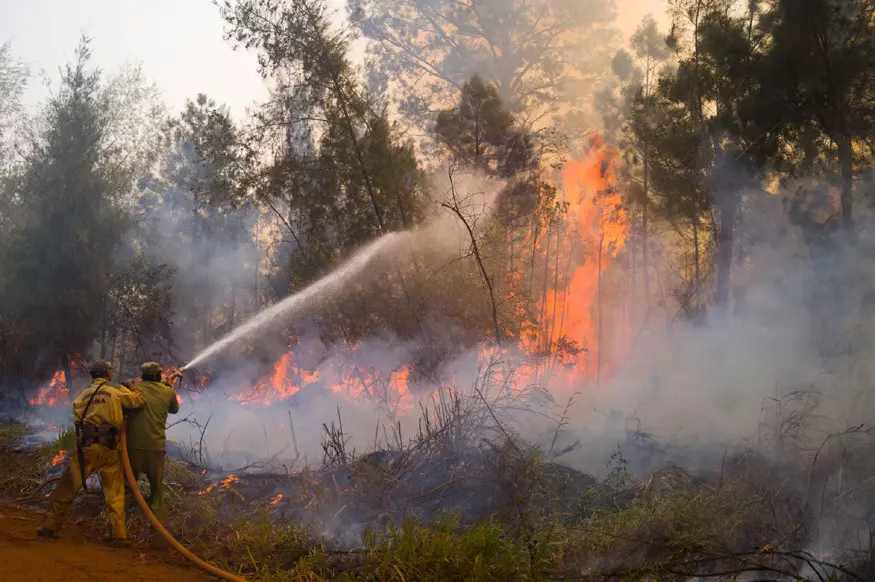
3, 375, 875, 581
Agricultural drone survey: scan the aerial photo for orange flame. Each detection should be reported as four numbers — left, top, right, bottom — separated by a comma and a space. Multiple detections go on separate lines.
269, 493, 283, 505
29, 370, 70, 407
237, 352, 317, 405
544, 144, 629, 380
49, 450, 68, 467
30, 356, 87, 406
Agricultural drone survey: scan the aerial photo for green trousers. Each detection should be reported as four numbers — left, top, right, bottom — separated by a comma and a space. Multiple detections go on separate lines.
126, 448, 167, 523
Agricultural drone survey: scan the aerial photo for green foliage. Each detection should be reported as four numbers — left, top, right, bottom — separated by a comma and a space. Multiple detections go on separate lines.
435, 76, 535, 179
220, 0, 426, 291
102, 252, 177, 364
618, 1, 765, 307
601, 0, 875, 316
754, 0, 875, 227
0, 37, 130, 381
582, 488, 738, 554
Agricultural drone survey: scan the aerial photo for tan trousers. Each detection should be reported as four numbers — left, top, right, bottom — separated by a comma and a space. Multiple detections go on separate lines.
41, 443, 127, 539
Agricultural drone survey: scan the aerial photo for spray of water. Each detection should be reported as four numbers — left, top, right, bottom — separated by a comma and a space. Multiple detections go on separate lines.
184, 232, 404, 370
183, 169, 504, 371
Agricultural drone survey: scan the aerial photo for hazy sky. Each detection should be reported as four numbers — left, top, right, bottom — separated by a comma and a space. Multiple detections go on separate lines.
0, 0, 669, 120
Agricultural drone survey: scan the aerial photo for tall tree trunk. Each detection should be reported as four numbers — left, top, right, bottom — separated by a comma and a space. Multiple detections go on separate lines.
202, 221, 213, 346
692, 214, 701, 286
630, 220, 637, 325
99, 294, 108, 359
715, 194, 737, 308
549, 228, 561, 357
836, 133, 853, 228
118, 331, 125, 381
254, 209, 260, 313
521, 181, 543, 340
301, 3, 385, 233
228, 283, 237, 330
596, 227, 604, 388
539, 223, 552, 355
62, 353, 72, 394
642, 153, 651, 302
509, 223, 514, 279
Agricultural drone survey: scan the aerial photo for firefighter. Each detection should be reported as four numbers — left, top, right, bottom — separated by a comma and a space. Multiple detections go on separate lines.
37, 360, 145, 543
123, 362, 181, 523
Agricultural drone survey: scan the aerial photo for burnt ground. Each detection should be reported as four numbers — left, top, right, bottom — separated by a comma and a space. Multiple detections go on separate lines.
0, 504, 210, 582
208, 440, 599, 548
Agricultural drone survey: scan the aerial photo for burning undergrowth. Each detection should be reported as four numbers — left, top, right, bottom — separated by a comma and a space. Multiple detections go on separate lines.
24, 146, 628, 432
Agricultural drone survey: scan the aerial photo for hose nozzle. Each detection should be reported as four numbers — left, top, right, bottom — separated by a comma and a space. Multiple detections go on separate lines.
166, 366, 185, 382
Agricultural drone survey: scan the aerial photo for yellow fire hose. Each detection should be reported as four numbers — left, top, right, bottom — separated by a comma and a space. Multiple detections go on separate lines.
120, 422, 247, 582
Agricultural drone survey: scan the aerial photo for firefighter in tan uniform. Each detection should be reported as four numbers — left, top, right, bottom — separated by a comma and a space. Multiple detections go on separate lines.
37, 360, 145, 543
123, 361, 181, 523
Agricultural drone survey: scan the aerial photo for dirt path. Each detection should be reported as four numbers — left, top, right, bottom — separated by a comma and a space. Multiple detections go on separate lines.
0, 504, 212, 581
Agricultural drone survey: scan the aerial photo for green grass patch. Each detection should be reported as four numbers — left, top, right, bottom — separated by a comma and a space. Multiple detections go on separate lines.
554, 481, 773, 579
48, 426, 76, 455
361, 515, 533, 582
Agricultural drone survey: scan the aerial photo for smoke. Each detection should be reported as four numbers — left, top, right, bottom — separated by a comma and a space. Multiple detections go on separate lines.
129, 177, 261, 359
176, 167, 506, 369
555, 178, 875, 478
155, 168, 507, 458
148, 145, 875, 492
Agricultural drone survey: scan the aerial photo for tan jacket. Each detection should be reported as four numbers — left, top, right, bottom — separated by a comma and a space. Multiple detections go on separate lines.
73, 378, 145, 429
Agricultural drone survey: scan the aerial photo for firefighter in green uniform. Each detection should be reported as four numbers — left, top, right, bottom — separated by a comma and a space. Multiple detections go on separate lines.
37, 360, 146, 543
123, 362, 181, 523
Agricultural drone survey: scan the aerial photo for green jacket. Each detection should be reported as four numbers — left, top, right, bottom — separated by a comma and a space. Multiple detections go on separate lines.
125, 380, 179, 451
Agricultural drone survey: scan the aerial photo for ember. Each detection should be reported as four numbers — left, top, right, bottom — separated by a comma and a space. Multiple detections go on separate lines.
199, 473, 239, 496
220, 474, 239, 489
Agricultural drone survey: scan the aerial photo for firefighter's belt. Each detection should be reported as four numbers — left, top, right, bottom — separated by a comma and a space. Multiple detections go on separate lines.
79, 423, 118, 449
